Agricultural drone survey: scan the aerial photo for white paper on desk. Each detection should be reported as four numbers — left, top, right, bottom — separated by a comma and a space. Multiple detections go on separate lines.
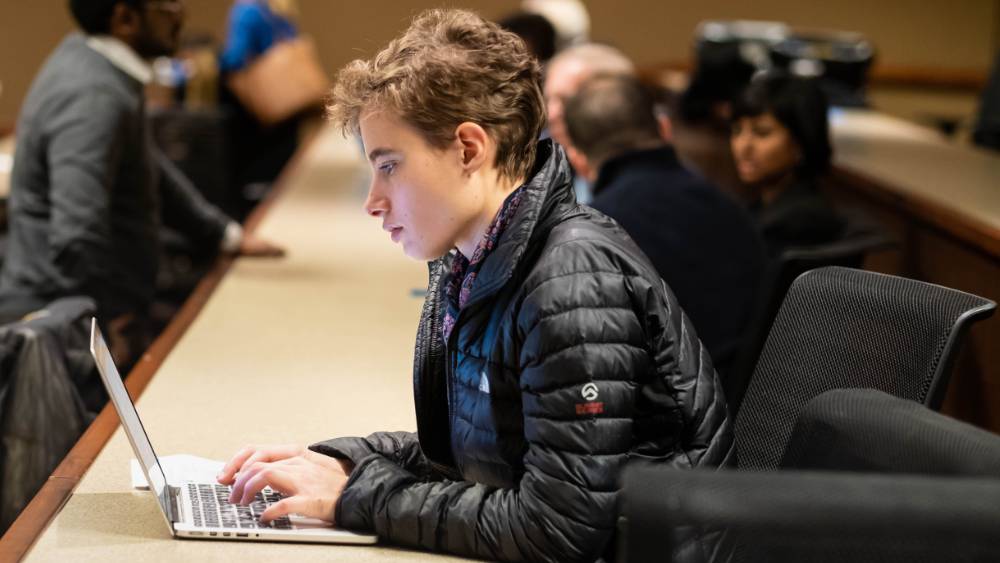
130, 454, 226, 489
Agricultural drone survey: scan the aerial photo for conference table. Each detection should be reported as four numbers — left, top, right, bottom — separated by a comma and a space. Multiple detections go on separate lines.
9, 126, 472, 561
828, 109, 1000, 433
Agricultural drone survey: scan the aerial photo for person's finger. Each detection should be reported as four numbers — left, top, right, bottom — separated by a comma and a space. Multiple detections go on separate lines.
261, 243, 286, 257
239, 467, 297, 506
230, 458, 291, 504
218, 445, 259, 485
223, 444, 303, 485
229, 460, 267, 504
234, 445, 302, 481
260, 496, 325, 525
241, 237, 286, 258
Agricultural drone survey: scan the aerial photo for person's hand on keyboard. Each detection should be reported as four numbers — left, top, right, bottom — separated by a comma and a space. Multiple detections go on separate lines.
217, 444, 354, 525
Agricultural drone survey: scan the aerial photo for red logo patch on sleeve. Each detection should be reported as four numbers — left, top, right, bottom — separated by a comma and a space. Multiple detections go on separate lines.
575, 402, 604, 415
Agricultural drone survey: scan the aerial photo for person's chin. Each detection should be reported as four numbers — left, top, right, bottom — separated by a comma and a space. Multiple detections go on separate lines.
399, 240, 423, 260
736, 166, 760, 185
401, 242, 448, 262
137, 44, 176, 59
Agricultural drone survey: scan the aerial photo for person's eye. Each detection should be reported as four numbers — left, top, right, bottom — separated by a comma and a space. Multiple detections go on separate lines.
378, 161, 397, 176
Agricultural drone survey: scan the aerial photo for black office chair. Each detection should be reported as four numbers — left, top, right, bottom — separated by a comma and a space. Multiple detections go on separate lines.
0, 297, 101, 533
724, 209, 894, 417
769, 29, 875, 107
734, 266, 994, 471
680, 21, 782, 125
782, 388, 1000, 474
619, 467, 1000, 563
619, 389, 1000, 563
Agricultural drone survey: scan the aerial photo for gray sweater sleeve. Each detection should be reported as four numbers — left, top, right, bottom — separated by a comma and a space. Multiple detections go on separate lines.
156, 148, 231, 249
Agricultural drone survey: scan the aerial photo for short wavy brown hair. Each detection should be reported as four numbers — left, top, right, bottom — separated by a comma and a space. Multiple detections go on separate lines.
327, 9, 545, 182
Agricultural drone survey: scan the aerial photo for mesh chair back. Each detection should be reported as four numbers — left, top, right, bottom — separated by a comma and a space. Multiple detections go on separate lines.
734, 266, 995, 471
620, 466, 1000, 563
781, 388, 1000, 474
724, 209, 893, 417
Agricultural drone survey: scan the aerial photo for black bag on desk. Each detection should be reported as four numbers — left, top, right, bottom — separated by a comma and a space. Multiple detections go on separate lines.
0, 297, 101, 532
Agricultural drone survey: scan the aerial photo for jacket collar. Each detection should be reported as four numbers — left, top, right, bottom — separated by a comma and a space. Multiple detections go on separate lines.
592, 144, 680, 198
457, 140, 576, 307
85, 34, 153, 84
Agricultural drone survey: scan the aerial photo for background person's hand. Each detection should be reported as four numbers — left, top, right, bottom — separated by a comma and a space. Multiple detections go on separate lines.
218, 444, 352, 524
238, 232, 286, 258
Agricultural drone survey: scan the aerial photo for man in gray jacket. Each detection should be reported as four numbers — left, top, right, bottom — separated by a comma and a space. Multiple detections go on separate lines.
0, 0, 282, 346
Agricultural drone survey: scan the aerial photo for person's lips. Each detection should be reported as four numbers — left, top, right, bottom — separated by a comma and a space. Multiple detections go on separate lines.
383, 224, 403, 243
736, 160, 756, 176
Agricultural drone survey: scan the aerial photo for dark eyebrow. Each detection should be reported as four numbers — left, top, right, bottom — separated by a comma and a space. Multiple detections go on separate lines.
367, 147, 397, 162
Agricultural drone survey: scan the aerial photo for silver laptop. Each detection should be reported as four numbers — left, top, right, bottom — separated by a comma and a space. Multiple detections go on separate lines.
90, 318, 377, 544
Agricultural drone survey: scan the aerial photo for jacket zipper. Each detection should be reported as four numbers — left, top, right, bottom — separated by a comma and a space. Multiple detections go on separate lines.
420, 259, 463, 479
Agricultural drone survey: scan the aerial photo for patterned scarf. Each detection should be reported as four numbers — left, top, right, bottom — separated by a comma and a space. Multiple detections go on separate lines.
441, 186, 526, 342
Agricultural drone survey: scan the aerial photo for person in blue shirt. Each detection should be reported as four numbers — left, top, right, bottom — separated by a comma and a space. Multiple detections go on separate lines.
218, 0, 303, 219
218, 0, 298, 73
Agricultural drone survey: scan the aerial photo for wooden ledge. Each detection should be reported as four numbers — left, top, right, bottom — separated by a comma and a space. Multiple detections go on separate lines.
830, 164, 1000, 260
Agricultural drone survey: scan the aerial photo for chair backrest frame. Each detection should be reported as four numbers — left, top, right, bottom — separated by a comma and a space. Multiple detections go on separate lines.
733, 266, 995, 471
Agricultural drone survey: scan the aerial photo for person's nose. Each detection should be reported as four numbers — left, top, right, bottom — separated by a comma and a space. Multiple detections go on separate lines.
363, 179, 388, 218
732, 132, 751, 158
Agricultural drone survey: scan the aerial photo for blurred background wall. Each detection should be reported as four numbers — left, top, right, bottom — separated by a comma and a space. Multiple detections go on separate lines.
1, 0, 998, 127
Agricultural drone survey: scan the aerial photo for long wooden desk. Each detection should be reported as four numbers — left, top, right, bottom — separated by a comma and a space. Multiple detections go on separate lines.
12, 126, 470, 561
829, 109, 1000, 433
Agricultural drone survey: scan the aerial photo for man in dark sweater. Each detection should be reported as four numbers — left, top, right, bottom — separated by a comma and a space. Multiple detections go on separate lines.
564, 74, 765, 379
0, 0, 282, 351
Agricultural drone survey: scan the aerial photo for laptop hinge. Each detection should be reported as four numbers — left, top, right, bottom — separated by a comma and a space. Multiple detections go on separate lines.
167, 485, 183, 523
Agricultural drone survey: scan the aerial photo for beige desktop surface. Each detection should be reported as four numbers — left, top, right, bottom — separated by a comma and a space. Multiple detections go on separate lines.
831, 109, 1000, 234
26, 127, 473, 562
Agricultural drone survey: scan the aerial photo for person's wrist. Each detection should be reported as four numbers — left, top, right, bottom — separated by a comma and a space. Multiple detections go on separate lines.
221, 221, 243, 253
337, 458, 355, 475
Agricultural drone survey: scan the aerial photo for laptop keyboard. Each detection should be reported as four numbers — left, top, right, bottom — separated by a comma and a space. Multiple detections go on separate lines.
187, 483, 293, 530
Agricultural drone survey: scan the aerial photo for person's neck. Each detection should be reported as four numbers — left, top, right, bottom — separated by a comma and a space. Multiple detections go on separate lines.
107, 31, 143, 58
455, 172, 525, 258
759, 170, 799, 205
591, 139, 668, 183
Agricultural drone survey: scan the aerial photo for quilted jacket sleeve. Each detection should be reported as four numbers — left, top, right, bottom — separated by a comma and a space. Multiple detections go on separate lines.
315, 244, 713, 561
310, 431, 438, 482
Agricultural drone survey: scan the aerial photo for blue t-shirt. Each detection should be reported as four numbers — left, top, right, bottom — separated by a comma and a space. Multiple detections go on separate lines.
219, 0, 298, 73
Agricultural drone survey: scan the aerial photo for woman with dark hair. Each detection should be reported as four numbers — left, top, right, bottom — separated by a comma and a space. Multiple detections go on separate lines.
730, 71, 845, 256
216, 9, 730, 562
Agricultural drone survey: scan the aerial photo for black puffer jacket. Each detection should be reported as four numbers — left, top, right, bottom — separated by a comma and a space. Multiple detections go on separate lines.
311, 141, 732, 562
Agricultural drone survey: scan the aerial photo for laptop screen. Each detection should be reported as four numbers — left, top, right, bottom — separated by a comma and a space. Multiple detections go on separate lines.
90, 318, 175, 532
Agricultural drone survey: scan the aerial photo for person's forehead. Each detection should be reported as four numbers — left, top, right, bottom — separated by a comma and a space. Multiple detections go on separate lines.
359, 108, 400, 134
359, 110, 424, 152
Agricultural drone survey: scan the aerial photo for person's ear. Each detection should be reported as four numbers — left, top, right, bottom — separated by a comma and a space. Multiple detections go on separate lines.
108, 2, 142, 44
454, 122, 489, 176
656, 112, 674, 144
